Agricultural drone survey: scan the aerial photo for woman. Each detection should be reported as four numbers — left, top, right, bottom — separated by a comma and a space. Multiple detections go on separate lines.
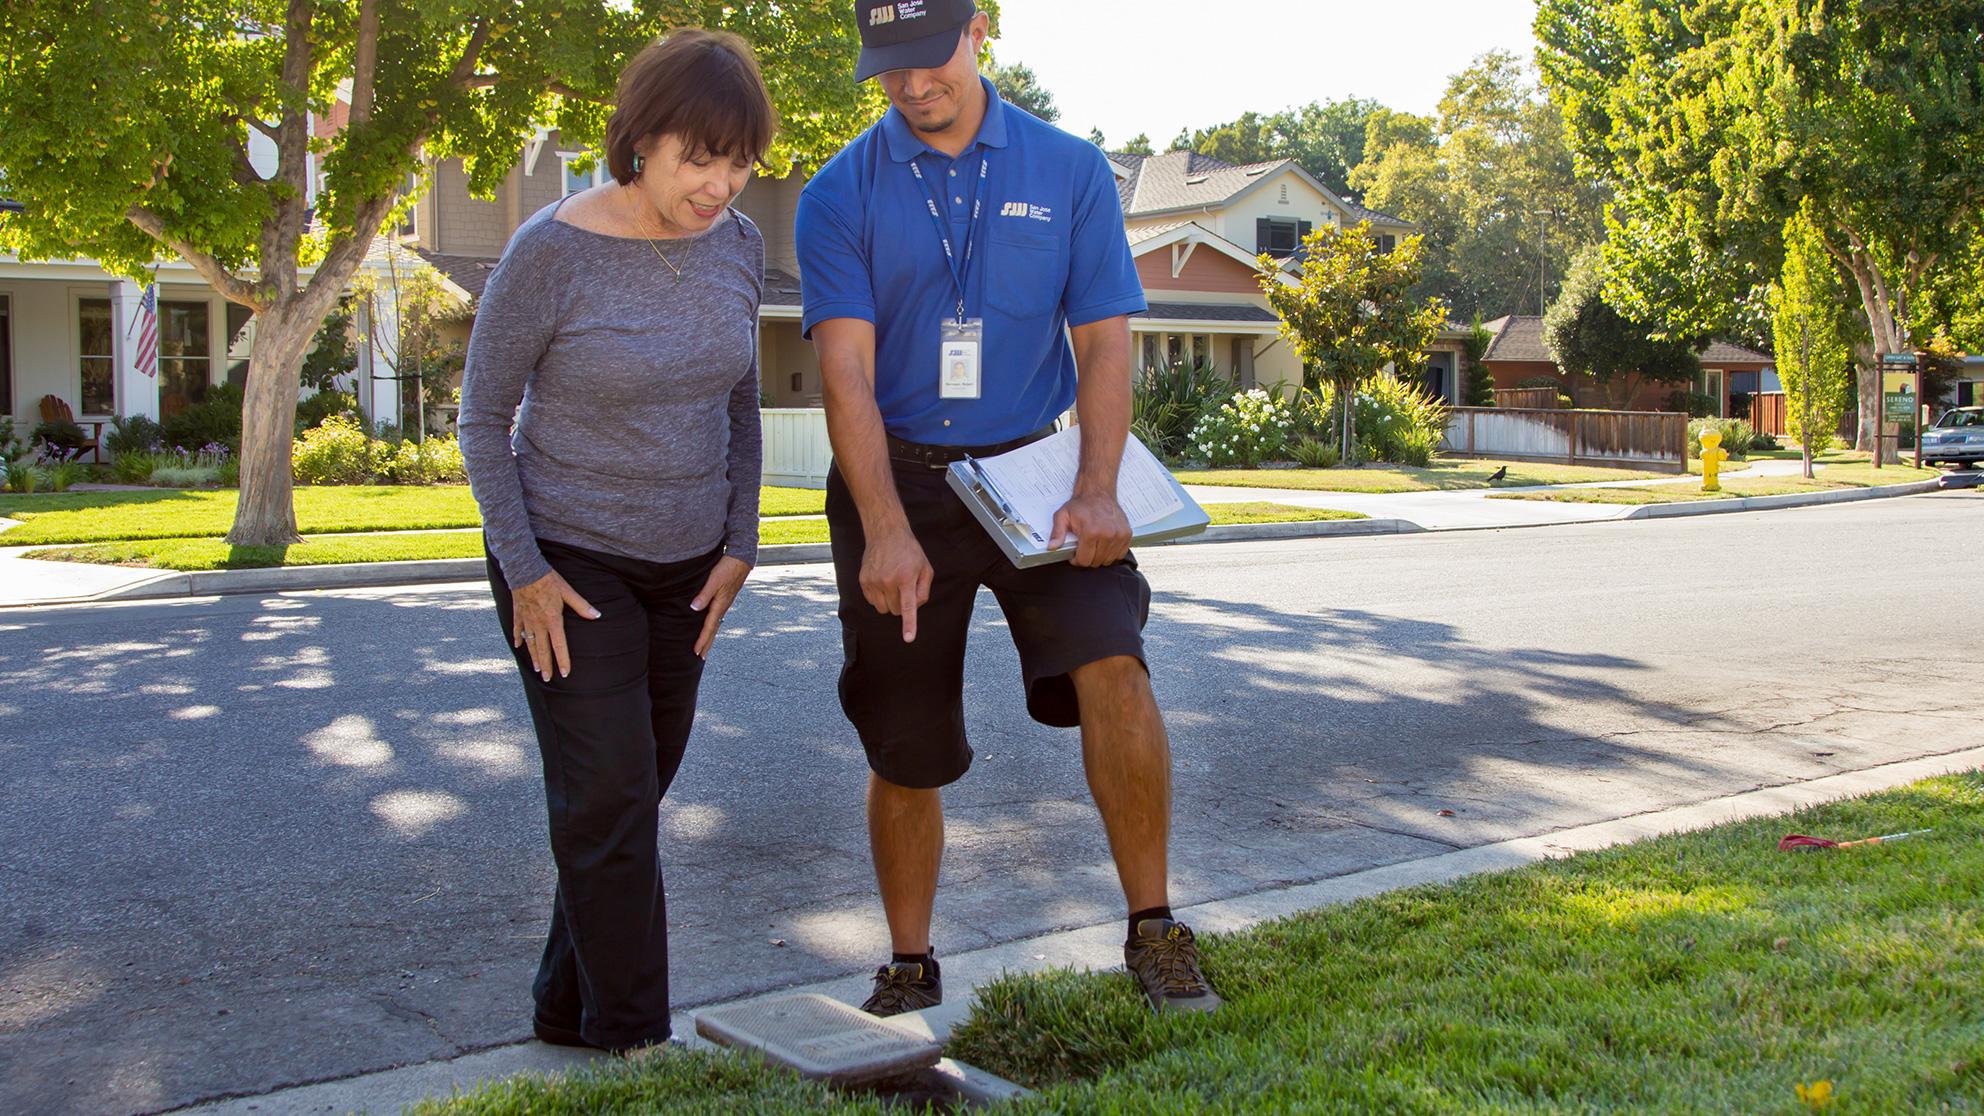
458, 29, 773, 1054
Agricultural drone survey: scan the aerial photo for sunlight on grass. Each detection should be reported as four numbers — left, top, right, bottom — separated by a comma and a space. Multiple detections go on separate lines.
414, 773, 1984, 1115
0, 485, 827, 545
27, 503, 1361, 569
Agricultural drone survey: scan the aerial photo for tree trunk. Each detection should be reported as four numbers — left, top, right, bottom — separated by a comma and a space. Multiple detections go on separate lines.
1339, 384, 1357, 465
1840, 241, 1906, 462
225, 303, 316, 546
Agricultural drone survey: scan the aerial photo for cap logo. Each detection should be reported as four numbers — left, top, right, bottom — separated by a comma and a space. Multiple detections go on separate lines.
868, 4, 894, 25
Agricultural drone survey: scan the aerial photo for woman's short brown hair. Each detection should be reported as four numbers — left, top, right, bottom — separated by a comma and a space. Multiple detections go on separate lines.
605, 29, 778, 185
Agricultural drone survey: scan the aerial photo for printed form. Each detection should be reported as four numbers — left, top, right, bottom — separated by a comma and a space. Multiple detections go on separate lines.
972, 428, 1184, 547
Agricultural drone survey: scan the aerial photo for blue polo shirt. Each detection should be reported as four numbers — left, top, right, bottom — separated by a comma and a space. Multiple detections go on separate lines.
797, 78, 1146, 445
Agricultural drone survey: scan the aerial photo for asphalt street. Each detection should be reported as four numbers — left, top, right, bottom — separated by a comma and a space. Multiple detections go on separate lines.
2, 492, 1979, 1115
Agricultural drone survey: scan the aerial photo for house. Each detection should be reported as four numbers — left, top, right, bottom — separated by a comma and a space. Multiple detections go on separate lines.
1105, 150, 1473, 396
0, 110, 360, 446
1475, 314, 1778, 422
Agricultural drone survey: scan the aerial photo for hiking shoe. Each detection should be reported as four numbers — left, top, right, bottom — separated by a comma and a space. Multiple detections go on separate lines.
861, 959, 942, 1017
1125, 918, 1222, 1014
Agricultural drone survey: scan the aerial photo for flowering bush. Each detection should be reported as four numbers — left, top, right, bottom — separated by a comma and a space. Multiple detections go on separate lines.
1190, 389, 1294, 468
378, 436, 467, 485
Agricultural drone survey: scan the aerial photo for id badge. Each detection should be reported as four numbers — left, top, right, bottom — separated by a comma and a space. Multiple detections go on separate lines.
939, 318, 984, 400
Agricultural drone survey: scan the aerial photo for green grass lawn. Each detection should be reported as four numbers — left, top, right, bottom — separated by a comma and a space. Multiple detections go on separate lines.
412, 773, 1983, 1115
27, 504, 1356, 570
1177, 457, 1667, 493
1493, 462, 1941, 505
0, 485, 829, 545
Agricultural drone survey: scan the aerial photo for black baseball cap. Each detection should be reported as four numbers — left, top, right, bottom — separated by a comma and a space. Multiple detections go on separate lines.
853, 0, 977, 82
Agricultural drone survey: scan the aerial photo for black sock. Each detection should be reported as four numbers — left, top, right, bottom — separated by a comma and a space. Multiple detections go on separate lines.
1129, 906, 1174, 938
891, 952, 938, 980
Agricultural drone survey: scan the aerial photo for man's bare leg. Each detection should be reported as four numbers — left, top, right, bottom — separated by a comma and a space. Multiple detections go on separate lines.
1069, 655, 1170, 913
867, 772, 944, 955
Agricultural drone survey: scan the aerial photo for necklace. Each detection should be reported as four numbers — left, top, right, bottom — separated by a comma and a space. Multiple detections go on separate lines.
627, 190, 695, 284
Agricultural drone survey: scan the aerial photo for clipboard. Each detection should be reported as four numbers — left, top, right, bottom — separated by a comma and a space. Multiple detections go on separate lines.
944, 432, 1209, 568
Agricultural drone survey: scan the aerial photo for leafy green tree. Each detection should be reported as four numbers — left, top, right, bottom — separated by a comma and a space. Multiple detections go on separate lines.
0, 1, 889, 545
1259, 223, 1447, 463
987, 57, 1058, 122
1536, 0, 1984, 454
1183, 99, 1383, 199
1120, 133, 1155, 156
1772, 203, 1853, 478
1086, 127, 1107, 148
1543, 245, 1701, 409
1351, 51, 1606, 320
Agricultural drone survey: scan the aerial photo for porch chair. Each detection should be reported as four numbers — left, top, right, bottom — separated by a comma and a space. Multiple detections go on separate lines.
37, 395, 104, 462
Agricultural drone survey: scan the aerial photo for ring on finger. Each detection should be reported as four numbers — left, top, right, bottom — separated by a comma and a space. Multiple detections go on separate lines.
522, 631, 537, 642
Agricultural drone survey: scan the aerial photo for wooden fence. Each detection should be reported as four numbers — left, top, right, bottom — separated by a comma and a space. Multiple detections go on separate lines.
1494, 387, 1562, 409
762, 408, 832, 489
1742, 392, 1787, 436
1443, 407, 1688, 473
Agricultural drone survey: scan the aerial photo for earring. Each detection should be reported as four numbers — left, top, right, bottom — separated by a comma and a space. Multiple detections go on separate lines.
632, 154, 646, 176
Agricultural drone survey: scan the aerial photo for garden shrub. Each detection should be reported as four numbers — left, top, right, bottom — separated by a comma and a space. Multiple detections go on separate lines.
1290, 437, 1340, 469
1190, 389, 1293, 467
1133, 359, 1232, 460
1688, 417, 1757, 459
106, 415, 166, 458
1352, 374, 1450, 466
150, 465, 221, 487
1750, 430, 1781, 451
112, 451, 166, 484
378, 436, 467, 485
293, 416, 384, 484
5, 462, 42, 493
295, 389, 360, 434
291, 416, 464, 485
31, 420, 90, 456
162, 383, 244, 452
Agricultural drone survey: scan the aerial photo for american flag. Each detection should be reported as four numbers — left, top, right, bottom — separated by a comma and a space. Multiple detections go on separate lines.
134, 282, 159, 379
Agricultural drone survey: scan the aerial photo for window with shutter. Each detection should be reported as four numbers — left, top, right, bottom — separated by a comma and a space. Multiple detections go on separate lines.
1256, 217, 1272, 253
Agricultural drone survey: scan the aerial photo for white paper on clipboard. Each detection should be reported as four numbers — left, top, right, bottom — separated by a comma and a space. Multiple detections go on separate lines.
970, 427, 1182, 547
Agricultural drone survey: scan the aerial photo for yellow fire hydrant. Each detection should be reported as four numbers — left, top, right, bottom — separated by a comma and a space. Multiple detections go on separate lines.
1699, 429, 1726, 493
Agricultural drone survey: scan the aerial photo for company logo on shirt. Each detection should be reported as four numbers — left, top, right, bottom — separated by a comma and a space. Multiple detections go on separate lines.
1000, 201, 1053, 222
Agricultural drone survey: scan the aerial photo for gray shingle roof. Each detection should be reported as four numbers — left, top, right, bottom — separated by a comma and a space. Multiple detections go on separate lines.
412, 249, 499, 301
762, 267, 802, 308
1134, 302, 1279, 323
1106, 149, 1411, 229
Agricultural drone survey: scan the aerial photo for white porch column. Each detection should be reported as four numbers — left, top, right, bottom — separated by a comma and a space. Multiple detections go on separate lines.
108, 279, 159, 423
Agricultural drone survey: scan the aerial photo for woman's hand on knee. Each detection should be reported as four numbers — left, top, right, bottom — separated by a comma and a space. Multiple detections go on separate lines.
512, 570, 601, 681
691, 556, 753, 659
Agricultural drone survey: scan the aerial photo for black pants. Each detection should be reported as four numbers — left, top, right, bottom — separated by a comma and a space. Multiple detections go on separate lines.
488, 537, 718, 1050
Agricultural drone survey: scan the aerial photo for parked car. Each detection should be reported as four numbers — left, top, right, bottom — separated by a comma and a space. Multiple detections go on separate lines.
1921, 407, 1984, 468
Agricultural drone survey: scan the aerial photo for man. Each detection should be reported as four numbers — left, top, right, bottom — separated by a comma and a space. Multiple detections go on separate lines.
795, 0, 1220, 1017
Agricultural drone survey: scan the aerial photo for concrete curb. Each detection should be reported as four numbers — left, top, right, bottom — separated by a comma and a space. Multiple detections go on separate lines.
17, 519, 1416, 607
166, 743, 1984, 1116
1624, 478, 1942, 519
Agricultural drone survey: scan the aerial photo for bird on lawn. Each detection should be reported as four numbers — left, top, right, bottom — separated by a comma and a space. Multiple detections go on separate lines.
1487, 466, 1509, 483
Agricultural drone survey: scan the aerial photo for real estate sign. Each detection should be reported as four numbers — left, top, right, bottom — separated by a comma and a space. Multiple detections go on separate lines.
1883, 370, 1917, 423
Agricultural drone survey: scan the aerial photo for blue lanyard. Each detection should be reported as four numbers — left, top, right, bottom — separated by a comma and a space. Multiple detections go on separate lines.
909, 155, 988, 323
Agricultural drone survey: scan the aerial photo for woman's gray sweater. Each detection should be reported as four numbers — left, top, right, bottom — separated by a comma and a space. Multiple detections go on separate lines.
460, 202, 764, 588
